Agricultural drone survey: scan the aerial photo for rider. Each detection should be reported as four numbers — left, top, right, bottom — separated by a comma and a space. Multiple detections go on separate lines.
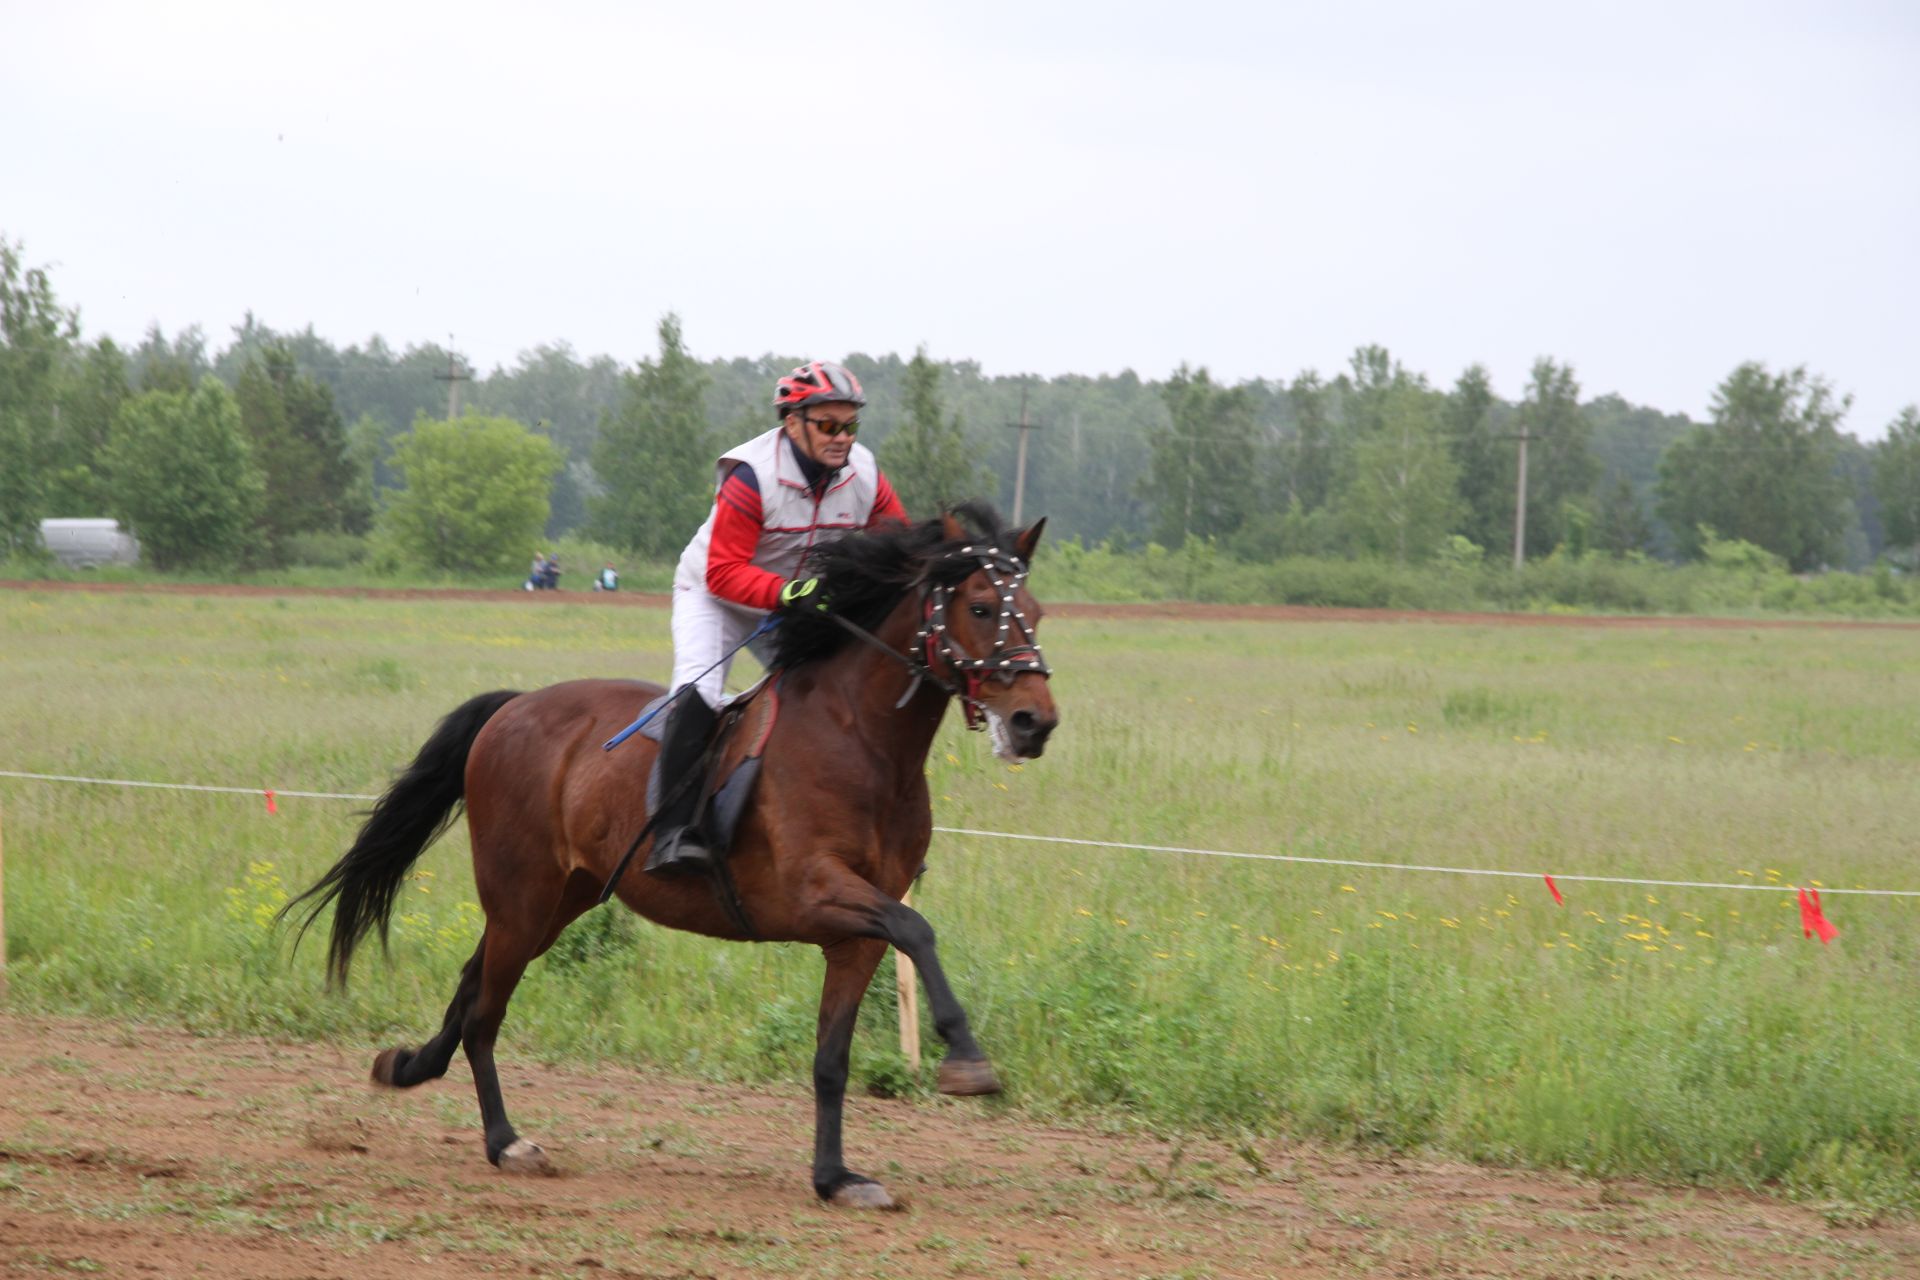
645, 359, 908, 876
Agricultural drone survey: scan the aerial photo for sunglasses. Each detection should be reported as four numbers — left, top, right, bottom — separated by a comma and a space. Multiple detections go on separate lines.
804, 414, 860, 438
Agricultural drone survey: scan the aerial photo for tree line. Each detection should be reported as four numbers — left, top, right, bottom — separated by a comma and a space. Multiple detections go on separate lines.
4, 237, 1918, 576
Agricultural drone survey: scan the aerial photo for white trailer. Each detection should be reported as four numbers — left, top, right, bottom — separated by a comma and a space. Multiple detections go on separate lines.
38, 518, 141, 569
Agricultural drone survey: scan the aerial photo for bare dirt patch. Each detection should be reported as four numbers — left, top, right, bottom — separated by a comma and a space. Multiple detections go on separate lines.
3, 1013, 1914, 1279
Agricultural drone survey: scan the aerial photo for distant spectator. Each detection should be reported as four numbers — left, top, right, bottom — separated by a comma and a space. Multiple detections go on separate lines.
526, 552, 561, 591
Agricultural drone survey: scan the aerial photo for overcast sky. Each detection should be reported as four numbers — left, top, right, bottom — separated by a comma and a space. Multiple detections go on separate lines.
6, 1, 1915, 435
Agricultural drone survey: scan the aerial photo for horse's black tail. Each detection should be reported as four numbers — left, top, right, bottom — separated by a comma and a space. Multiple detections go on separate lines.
280, 689, 520, 987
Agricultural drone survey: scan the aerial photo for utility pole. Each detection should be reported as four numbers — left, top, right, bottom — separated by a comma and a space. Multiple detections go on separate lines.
1512, 423, 1530, 570
1006, 382, 1042, 526
434, 340, 471, 420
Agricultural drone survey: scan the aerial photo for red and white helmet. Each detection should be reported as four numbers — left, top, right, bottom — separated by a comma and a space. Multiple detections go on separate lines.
774, 360, 865, 417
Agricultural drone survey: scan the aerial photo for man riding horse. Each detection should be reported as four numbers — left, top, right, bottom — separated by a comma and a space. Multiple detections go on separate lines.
282, 360, 1058, 1207
647, 360, 908, 877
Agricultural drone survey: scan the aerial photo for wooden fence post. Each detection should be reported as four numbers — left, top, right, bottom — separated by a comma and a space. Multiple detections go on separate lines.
895, 887, 919, 1071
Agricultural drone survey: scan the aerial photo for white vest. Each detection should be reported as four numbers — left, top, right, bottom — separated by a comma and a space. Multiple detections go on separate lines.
674, 427, 884, 598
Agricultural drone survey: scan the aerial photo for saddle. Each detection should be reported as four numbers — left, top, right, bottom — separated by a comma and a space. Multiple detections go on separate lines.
632, 675, 775, 844
600, 677, 781, 932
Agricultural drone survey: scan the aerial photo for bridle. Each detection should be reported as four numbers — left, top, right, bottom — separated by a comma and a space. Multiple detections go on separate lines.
828, 542, 1052, 731
914, 543, 1051, 729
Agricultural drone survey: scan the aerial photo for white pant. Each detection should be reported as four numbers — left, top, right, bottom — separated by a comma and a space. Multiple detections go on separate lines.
669, 585, 775, 708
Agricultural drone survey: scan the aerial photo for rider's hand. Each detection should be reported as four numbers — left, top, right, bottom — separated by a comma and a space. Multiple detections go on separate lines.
778, 577, 828, 612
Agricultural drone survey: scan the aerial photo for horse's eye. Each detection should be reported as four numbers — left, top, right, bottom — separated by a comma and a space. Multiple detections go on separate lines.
969, 603, 993, 620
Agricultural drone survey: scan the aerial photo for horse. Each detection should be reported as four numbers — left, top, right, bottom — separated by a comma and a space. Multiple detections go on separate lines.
282, 504, 1060, 1209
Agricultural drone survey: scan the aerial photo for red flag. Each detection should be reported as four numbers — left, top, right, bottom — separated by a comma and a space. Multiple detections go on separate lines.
264, 788, 278, 815
1797, 887, 1837, 945
1543, 874, 1563, 905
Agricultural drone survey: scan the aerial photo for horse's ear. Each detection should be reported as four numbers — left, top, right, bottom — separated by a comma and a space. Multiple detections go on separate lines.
1014, 517, 1047, 565
941, 511, 966, 541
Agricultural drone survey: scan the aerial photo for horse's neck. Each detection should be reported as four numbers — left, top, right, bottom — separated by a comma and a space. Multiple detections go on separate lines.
811, 595, 948, 773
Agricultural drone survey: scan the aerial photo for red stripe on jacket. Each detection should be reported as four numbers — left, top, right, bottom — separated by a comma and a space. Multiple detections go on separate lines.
704, 467, 781, 608
867, 473, 907, 527
702, 464, 910, 610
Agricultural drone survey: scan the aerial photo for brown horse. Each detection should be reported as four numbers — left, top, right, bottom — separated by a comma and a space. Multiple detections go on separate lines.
283, 505, 1059, 1208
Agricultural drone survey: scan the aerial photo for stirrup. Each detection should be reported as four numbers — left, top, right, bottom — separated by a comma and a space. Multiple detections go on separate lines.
643, 826, 716, 877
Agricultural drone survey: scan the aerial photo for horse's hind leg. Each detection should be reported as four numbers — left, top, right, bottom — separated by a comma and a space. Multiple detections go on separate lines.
461, 921, 552, 1173
371, 940, 484, 1089
371, 855, 591, 1172
461, 863, 602, 1173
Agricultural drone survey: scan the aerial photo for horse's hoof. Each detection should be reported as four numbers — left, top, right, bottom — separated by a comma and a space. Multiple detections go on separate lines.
369, 1048, 405, 1088
829, 1180, 897, 1210
497, 1139, 553, 1175
937, 1057, 1002, 1096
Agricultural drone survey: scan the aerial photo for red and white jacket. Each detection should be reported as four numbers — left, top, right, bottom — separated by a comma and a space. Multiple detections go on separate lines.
673, 427, 906, 611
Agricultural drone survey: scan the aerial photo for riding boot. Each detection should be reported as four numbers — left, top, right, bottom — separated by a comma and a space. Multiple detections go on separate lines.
643, 689, 720, 877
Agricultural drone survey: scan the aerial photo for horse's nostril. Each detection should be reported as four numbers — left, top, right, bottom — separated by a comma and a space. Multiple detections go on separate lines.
1011, 710, 1036, 733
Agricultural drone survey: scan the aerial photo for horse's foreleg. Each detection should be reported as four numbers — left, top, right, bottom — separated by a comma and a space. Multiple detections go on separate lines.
812, 936, 895, 1208
867, 896, 1000, 1096
804, 871, 1001, 1099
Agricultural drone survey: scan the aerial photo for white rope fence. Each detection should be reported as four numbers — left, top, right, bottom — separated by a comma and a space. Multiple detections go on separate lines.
0, 761, 1877, 1011
2, 767, 1915, 898
0, 771, 374, 802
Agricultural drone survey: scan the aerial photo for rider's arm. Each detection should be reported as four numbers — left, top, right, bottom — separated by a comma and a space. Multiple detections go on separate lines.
866, 471, 908, 528
703, 463, 787, 611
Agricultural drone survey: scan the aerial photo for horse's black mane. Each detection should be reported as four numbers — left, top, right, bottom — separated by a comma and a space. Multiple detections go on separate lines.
769, 501, 1022, 671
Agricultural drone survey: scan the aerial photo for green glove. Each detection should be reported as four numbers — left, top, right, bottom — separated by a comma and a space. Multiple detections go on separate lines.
778, 577, 828, 612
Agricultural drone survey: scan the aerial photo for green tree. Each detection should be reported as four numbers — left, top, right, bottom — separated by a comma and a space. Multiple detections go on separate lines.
1516, 357, 1596, 556
1874, 405, 1920, 557
130, 323, 209, 394
381, 415, 561, 573
1140, 365, 1256, 546
472, 342, 624, 466
881, 345, 992, 517
1580, 393, 1693, 554
1335, 378, 1461, 563
1335, 344, 1400, 437
340, 414, 384, 536
43, 338, 132, 514
1656, 363, 1850, 570
235, 342, 357, 553
1283, 371, 1335, 511
1446, 364, 1512, 555
104, 380, 264, 569
1593, 473, 1654, 556
589, 313, 714, 557
0, 238, 78, 552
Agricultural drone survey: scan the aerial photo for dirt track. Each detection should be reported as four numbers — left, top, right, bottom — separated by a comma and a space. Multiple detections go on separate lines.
3, 1014, 1916, 1279
7, 577, 1920, 631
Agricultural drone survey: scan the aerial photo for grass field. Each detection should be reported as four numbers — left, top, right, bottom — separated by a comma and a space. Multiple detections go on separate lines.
3, 588, 1918, 1222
